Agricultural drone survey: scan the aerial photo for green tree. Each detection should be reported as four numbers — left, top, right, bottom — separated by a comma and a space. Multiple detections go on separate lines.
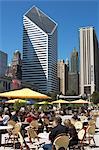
91, 91, 99, 104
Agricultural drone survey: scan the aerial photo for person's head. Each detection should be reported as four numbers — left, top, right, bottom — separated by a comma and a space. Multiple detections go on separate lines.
72, 114, 78, 120
64, 119, 72, 127
53, 117, 62, 127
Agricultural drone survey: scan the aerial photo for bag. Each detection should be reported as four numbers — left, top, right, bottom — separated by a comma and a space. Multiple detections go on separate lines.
15, 142, 21, 149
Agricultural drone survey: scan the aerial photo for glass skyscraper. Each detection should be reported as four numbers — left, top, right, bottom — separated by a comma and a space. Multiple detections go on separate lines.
22, 6, 58, 93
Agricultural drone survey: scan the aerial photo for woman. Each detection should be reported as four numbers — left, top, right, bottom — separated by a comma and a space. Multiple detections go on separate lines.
64, 119, 78, 147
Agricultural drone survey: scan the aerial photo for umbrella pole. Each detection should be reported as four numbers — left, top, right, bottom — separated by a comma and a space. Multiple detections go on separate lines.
59, 103, 61, 109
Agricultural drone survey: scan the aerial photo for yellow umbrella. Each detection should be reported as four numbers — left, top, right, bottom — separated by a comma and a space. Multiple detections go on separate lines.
51, 99, 69, 108
5, 99, 27, 104
70, 99, 89, 104
0, 88, 50, 99
37, 101, 51, 105
51, 99, 69, 104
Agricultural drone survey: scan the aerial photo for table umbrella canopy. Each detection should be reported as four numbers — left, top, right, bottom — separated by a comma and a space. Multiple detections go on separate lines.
37, 101, 51, 105
51, 99, 69, 104
5, 99, 27, 104
70, 99, 89, 104
0, 88, 50, 99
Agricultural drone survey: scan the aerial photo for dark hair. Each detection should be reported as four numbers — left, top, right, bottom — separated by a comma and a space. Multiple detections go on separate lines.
54, 117, 62, 124
59, 147, 65, 150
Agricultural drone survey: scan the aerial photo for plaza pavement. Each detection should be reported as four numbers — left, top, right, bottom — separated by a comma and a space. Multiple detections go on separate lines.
0, 115, 99, 150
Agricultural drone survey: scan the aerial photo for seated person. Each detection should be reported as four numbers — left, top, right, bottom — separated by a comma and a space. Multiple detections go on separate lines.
2, 111, 10, 125
64, 119, 78, 147
11, 111, 19, 122
25, 113, 33, 123
0, 111, 3, 125
43, 116, 68, 150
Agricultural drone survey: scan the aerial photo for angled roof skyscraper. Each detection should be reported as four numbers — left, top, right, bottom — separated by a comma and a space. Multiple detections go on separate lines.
22, 6, 58, 93
25, 6, 57, 34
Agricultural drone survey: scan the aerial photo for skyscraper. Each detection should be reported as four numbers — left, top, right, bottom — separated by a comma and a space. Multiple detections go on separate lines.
6, 50, 22, 80
71, 48, 78, 73
22, 6, 58, 93
80, 27, 99, 95
0, 50, 7, 77
68, 48, 79, 95
57, 60, 68, 95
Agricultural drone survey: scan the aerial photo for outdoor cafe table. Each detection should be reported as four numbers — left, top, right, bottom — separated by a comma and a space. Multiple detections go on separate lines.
38, 132, 51, 144
0, 125, 13, 146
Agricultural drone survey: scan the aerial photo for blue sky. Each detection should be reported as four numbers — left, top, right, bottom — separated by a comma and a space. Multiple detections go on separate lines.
0, 0, 99, 63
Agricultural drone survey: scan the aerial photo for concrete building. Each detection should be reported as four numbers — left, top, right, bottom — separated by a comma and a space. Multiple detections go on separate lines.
0, 76, 11, 92
6, 50, 22, 80
80, 27, 99, 95
71, 48, 78, 73
0, 50, 7, 77
22, 6, 58, 93
57, 60, 68, 95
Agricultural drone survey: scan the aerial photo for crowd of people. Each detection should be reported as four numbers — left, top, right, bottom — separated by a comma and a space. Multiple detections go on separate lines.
0, 104, 98, 150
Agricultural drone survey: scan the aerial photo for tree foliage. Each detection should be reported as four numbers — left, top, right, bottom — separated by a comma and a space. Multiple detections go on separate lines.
91, 91, 99, 104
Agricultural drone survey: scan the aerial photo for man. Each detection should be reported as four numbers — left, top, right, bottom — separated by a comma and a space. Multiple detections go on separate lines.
43, 117, 68, 150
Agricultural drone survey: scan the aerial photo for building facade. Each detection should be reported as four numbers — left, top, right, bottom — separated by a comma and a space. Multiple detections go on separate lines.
67, 48, 79, 95
71, 48, 78, 73
68, 72, 79, 95
22, 6, 58, 93
57, 60, 68, 95
0, 50, 7, 77
0, 76, 11, 92
6, 50, 22, 80
80, 27, 99, 95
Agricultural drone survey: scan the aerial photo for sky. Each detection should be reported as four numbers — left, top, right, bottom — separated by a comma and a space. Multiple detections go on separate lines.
0, 0, 99, 63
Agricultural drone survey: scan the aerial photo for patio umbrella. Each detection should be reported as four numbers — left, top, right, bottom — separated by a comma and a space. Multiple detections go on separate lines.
5, 99, 27, 104
37, 101, 51, 105
70, 99, 89, 104
51, 99, 69, 108
51, 99, 69, 104
0, 88, 50, 99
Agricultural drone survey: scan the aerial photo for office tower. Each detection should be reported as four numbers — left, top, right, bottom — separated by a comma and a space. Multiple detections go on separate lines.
11, 50, 22, 80
57, 60, 68, 95
6, 50, 22, 80
80, 27, 99, 95
0, 50, 7, 76
68, 72, 79, 95
71, 48, 78, 73
68, 48, 79, 95
22, 6, 58, 93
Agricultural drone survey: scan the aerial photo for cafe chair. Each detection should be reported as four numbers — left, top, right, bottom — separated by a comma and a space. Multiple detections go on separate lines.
88, 119, 96, 126
27, 127, 45, 149
77, 129, 86, 150
86, 124, 96, 145
8, 120, 16, 127
53, 135, 69, 150
30, 120, 39, 130
74, 121, 83, 130
5, 123, 21, 149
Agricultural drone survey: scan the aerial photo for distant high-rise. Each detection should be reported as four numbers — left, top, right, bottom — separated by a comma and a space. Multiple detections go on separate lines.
57, 60, 68, 95
68, 48, 79, 95
80, 27, 99, 95
68, 72, 79, 95
6, 50, 22, 80
22, 6, 58, 93
71, 48, 78, 73
0, 50, 7, 76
